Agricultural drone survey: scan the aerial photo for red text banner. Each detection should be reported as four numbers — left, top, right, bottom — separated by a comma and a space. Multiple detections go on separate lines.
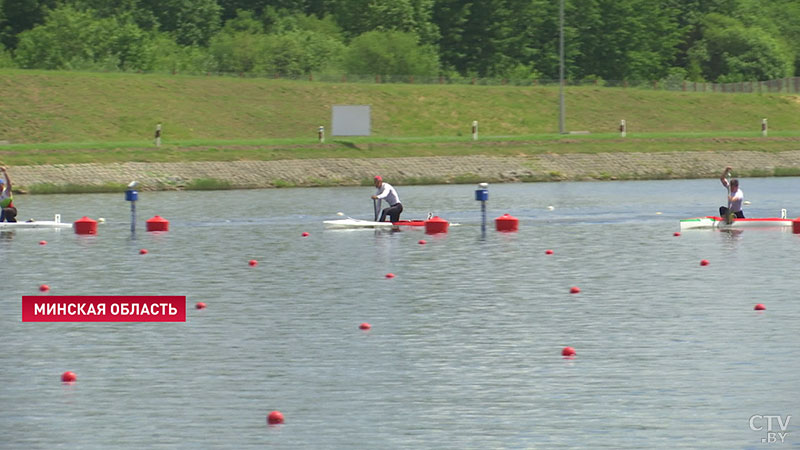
22, 296, 186, 322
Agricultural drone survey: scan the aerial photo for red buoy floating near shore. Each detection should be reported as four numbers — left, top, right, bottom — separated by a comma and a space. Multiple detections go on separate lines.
267, 411, 284, 425
359, 322, 371, 330
570, 286, 581, 294
74, 216, 98, 235
562, 346, 576, 357
545, 249, 554, 255
61, 371, 77, 383
196, 302, 207, 310
700, 259, 709, 266
385, 273, 395, 279
249, 259, 258, 267
146, 215, 169, 232
754, 303, 766, 311
301, 232, 310, 237
495, 213, 519, 232
39, 284, 50, 292
424, 216, 449, 234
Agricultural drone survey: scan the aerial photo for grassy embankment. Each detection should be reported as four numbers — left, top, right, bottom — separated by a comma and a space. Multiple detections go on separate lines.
1, 69, 800, 191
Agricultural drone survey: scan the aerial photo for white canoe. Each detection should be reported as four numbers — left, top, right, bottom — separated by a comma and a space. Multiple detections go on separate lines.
679, 216, 796, 230
324, 218, 427, 228
0, 214, 73, 230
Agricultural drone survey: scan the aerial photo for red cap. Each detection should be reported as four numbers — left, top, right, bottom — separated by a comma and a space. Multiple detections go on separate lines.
374, 175, 382, 181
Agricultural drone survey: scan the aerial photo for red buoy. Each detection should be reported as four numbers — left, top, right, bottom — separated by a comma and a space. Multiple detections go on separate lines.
73, 216, 98, 235
249, 259, 258, 267
267, 411, 284, 425
39, 284, 50, 292
754, 303, 766, 311
139, 249, 148, 255
301, 232, 309, 237
700, 259, 709, 266
359, 322, 371, 330
418, 239, 427, 245
424, 216, 449, 234
495, 213, 519, 232
673, 232, 681, 237
545, 249, 554, 255
61, 371, 77, 383
146, 215, 169, 232
570, 286, 580, 294
196, 302, 207, 310
385, 273, 395, 279
39, 240, 47, 246
562, 346, 576, 357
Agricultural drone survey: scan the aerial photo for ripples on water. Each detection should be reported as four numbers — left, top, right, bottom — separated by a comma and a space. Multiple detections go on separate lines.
2, 179, 798, 448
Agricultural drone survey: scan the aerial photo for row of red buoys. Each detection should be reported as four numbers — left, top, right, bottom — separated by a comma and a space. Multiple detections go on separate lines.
73, 215, 170, 235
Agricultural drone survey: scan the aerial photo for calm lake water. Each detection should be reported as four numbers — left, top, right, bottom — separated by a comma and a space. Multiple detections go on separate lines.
2, 178, 799, 449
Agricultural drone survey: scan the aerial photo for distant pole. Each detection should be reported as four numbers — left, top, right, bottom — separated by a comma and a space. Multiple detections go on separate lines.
558, 0, 566, 134
472, 121, 478, 141
761, 118, 768, 137
318, 126, 325, 143
154, 123, 162, 147
475, 183, 489, 237
620, 119, 626, 137
125, 181, 139, 235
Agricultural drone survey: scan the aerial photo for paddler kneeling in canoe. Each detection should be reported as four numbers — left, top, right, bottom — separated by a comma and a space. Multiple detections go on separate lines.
371, 175, 403, 222
719, 166, 745, 219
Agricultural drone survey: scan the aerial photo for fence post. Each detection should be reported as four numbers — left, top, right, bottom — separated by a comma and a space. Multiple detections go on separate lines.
761, 118, 768, 137
472, 121, 478, 141
154, 123, 162, 147
620, 119, 626, 137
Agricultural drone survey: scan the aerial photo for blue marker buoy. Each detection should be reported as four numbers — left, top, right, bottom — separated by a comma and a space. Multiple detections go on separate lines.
475, 182, 489, 235
125, 181, 139, 234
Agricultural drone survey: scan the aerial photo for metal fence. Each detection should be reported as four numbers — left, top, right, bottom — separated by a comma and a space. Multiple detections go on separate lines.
161, 69, 800, 94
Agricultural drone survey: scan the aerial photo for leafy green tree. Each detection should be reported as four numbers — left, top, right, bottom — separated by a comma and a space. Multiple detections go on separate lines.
0, 42, 15, 67
14, 5, 155, 70
210, 9, 344, 74
137, 0, 222, 46
150, 33, 215, 72
688, 13, 793, 81
332, 0, 438, 45
342, 30, 438, 77
0, 0, 58, 49
568, 0, 680, 81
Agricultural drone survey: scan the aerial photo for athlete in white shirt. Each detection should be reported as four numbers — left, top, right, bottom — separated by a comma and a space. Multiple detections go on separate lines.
719, 166, 744, 218
371, 176, 403, 222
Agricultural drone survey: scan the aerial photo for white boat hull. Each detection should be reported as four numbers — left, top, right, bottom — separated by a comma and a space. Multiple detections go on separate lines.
0, 214, 73, 230
324, 218, 425, 228
680, 216, 796, 230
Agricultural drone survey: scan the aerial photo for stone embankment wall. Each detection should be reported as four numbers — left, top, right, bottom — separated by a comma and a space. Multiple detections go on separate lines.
10, 150, 800, 191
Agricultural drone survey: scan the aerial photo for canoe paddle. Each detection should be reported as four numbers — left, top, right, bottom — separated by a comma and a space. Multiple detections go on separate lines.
373, 198, 381, 221
724, 168, 733, 225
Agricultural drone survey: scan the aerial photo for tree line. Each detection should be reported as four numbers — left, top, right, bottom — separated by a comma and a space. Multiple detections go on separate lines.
1, 0, 798, 83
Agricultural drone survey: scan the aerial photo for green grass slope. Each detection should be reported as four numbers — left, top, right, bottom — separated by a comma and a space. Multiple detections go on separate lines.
2, 69, 800, 144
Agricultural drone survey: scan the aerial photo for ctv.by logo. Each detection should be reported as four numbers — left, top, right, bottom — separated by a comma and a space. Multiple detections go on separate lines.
749, 415, 791, 444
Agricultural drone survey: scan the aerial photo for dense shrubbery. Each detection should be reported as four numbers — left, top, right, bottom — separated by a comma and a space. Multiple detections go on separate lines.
1, 0, 798, 82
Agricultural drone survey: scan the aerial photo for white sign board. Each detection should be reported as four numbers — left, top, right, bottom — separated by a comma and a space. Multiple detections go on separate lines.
332, 105, 371, 136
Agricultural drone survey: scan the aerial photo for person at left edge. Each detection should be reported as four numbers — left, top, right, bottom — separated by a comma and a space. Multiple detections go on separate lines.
371, 175, 403, 222
0, 167, 17, 222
